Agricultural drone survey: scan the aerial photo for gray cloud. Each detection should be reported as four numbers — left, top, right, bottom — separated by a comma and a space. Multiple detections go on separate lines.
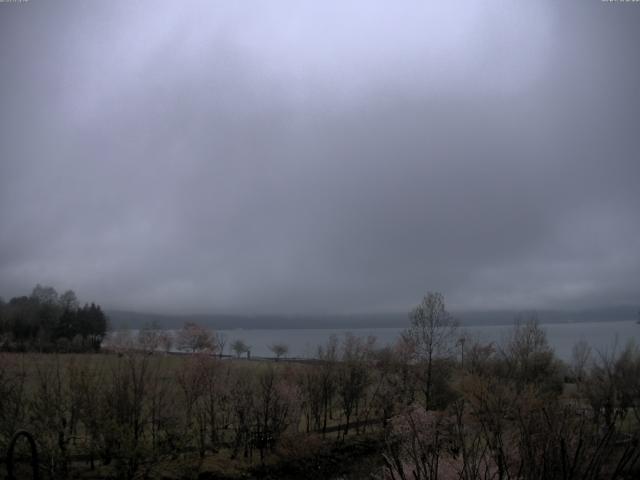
1, 0, 639, 315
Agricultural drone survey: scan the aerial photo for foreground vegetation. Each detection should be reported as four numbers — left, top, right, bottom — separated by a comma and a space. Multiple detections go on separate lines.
0, 292, 639, 479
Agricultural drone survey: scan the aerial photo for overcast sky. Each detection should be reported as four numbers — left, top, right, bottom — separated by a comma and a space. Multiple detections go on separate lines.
1, 0, 639, 315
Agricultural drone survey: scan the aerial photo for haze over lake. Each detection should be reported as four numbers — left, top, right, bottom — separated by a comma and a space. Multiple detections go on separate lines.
138, 320, 640, 362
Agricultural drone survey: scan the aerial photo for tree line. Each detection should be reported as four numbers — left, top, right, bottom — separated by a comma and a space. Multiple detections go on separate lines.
0, 284, 108, 352
107, 320, 291, 360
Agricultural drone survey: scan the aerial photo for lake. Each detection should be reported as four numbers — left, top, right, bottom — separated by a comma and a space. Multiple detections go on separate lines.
216, 320, 640, 361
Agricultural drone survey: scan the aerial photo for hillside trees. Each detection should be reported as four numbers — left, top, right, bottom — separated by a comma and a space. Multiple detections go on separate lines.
0, 285, 108, 352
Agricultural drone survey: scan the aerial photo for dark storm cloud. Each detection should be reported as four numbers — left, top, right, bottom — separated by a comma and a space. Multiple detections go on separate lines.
1, 0, 639, 314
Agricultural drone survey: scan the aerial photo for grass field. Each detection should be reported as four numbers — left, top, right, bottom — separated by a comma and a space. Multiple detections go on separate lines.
0, 351, 388, 479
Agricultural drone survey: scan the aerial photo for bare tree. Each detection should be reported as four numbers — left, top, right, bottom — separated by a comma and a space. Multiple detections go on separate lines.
31, 355, 76, 477
59, 290, 79, 311
571, 338, 592, 382
251, 367, 301, 462
231, 339, 250, 359
269, 342, 289, 361
101, 352, 152, 478
137, 321, 161, 352
317, 335, 338, 436
298, 365, 324, 432
72, 356, 105, 471
383, 406, 450, 480
176, 322, 215, 353
405, 292, 458, 410
336, 333, 374, 436
500, 314, 560, 393
214, 332, 227, 358
108, 328, 135, 352
31, 284, 59, 304
229, 369, 255, 459
158, 330, 174, 353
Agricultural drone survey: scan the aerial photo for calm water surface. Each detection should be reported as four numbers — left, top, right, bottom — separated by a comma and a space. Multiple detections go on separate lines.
217, 321, 640, 361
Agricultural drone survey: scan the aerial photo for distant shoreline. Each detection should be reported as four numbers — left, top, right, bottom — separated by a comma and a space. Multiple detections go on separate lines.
108, 313, 640, 331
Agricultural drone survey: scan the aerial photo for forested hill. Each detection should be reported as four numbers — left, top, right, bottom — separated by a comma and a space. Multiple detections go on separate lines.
106, 305, 639, 330
0, 284, 108, 352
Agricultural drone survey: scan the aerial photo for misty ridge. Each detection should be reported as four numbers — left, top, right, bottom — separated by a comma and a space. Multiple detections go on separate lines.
105, 306, 640, 331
